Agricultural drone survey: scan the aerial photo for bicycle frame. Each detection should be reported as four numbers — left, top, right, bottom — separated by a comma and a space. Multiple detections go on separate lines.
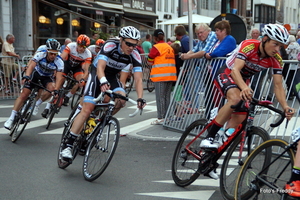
184, 99, 285, 169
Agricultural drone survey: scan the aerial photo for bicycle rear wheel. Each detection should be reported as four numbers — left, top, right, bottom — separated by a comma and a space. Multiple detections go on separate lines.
220, 126, 270, 200
171, 118, 208, 187
11, 98, 35, 143
235, 139, 294, 200
147, 78, 154, 92
82, 117, 120, 182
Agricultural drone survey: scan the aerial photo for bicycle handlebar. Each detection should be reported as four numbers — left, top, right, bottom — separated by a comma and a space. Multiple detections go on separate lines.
62, 74, 78, 83
230, 98, 286, 128
93, 90, 140, 117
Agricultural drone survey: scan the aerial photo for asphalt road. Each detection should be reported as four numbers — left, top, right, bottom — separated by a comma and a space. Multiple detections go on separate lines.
0, 91, 224, 200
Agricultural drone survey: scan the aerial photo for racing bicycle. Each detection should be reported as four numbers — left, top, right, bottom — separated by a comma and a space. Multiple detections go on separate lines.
57, 90, 141, 181
171, 98, 286, 200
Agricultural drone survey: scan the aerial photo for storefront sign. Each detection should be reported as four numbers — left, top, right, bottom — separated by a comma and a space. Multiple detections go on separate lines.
123, 0, 154, 12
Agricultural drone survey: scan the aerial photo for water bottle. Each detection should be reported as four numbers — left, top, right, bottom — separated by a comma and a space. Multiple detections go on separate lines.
225, 128, 235, 138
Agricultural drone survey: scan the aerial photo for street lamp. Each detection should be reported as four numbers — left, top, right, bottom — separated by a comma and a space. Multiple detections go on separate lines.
39, 15, 46, 23
72, 19, 80, 26
94, 22, 101, 28
56, 17, 64, 25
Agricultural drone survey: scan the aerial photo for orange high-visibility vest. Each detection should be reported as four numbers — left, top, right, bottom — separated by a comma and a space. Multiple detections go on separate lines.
150, 43, 177, 82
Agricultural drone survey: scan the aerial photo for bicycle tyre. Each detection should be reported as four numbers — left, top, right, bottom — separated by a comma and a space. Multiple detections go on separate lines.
235, 139, 294, 200
171, 118, 208, 187
57, 112, 81, 169
46, 91, 64, 129
11, 98, 36, 143
82, 117, 120, 182
71, 87, 83, 110
147, 78, 154, 92
220, 126, 270, 200
125, 75, 134, 95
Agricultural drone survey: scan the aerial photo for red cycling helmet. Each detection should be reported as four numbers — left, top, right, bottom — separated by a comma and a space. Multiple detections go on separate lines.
77, 34, 90, 47
96, 39, 105, 47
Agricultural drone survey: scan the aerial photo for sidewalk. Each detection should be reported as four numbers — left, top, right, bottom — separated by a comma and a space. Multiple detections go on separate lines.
126, 123, 184, 142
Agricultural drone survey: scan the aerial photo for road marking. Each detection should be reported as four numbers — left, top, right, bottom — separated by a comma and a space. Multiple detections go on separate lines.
135, 190, 215, 200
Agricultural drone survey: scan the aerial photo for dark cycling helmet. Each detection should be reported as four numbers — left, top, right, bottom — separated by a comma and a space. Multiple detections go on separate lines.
46, 38, 61, 51
96, 39, 105, 47
119, 26, 140, 40
77, 34, 90, 46
262, 24, 289, 45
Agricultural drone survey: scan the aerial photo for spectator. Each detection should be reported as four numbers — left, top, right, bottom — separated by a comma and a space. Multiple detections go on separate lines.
284, 35, 300, 99
0, 35, 3, 53
296, 31, 300, 45
141, 34, 152, 55
148, 29, 177, 125
90, 32, 99, 45
1, 34, 20, 94
249, 28, 261, 40
136, 39, 144, 54
60, 38, 72, 53
180, 23, 218, 60
204, 20, 237, 117
174, 25, 196, 53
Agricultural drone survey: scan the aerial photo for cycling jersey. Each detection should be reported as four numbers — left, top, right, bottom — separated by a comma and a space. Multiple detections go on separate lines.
63, 42, 92, 68
84, 39, 142, 104
32, 51, 64, 76
92, 39, 142, 76
225, 39, 283, 79
87, 45, 99, 58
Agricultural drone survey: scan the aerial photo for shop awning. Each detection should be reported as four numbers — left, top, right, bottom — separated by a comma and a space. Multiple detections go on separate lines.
123, 8, 158, 18
95, 2, 123, 10
39, 0, 109, 27
65, 0, 124, 14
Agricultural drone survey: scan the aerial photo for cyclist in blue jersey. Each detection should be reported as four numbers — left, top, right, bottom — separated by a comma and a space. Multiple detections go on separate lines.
4, 40, 64, 130
60, 26, 146, 161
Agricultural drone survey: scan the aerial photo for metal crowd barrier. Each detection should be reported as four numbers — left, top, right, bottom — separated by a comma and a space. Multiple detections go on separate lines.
0, 55, 24, 99
164, 57, 300, 142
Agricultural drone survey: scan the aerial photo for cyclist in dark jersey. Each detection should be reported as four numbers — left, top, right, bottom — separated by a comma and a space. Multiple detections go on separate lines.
200, 24, 295, 150
61, 26, 146, 161
4, 40, 64, 130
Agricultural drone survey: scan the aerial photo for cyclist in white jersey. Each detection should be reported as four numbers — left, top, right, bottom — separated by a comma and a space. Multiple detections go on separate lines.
41, 35, 92, 117
4, 40, 64, 130
87, 39, 105, 59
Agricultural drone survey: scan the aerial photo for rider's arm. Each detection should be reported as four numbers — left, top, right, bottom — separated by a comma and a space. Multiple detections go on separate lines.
119, 71, 129, 87
60, 51, 68, 61
81, 62, 90, 80
24, 58, 37, 76
230, 58, 253, 100
133, 69, 143, 99
54, 71, 64, 90
273, 74, 294, 119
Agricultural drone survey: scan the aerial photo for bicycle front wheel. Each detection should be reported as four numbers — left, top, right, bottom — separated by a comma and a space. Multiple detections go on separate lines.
125, 75, 134, 95
220, 126, 270, 200
171, 118, 208, 187
235, 139, 294, 200
46, 92, 63, 129
82, 117, 120, 182
11, 98, 36, 143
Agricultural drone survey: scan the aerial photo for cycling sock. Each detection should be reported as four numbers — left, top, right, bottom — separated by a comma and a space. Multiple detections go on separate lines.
36, 98, 43, 106
205, 119, 223, 139
10, 110, 17, 119
66, 132, 78, 148
289, 166, 300, 183
45, 102, 51, 109
66, 92, 73, 98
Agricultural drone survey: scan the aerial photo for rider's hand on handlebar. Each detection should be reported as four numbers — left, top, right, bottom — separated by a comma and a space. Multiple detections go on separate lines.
137, 98, 146, 115
240, 87, 253, 101
284, 106, 295, 121
100, 82, 110, 92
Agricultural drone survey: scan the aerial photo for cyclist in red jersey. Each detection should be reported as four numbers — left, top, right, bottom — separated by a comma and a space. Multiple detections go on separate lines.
200, 24, 295, 149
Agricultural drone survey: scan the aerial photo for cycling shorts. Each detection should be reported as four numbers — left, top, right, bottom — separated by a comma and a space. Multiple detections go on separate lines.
24, 70, 53, 90
83, 66, 125, 104
63, 61, 84, 77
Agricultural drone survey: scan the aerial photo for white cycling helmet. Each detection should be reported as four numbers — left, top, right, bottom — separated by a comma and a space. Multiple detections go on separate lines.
119, 26, 140, 40
262, 24, 289, 45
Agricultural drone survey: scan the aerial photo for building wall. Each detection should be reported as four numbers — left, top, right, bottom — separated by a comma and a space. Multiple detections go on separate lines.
0, 0, 13, 39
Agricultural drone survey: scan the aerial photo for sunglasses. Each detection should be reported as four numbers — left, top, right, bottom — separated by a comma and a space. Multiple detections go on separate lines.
48, 51, 59, 55
124, 40, 138, 48
77, 44, 87, 48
